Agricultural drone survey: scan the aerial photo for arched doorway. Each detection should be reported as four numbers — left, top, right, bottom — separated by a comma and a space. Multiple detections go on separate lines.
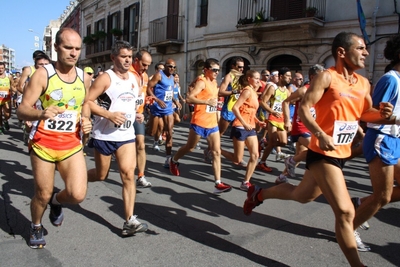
268, 55, 302, 72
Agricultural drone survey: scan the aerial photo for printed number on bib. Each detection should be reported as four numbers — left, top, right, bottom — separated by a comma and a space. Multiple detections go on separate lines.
206, 105, 217, 113
135, 93, 145, 106
111, 113, 133, 130
272, 102, 282, 113
164, 91, 173, 101
44, 110, 77, 132
0, 92, 9, 98
332, 121, 358, 145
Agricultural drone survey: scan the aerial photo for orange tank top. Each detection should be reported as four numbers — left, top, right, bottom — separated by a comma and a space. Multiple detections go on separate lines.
309, 67, 369, 158
129, 65, 148, 114
191, 76, 218, 128
233, 87, 259, 128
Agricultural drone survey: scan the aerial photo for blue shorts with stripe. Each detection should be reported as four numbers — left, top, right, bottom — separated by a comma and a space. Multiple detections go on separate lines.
363, 128, 400, 165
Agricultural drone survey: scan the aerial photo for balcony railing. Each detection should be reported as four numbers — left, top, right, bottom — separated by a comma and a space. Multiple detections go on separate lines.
237, 0, 326, 25
149, 15, 184, 45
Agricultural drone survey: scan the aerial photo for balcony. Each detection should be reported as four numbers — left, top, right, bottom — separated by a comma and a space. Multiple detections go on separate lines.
149, 15, 184, 54
236, 0, 326, 41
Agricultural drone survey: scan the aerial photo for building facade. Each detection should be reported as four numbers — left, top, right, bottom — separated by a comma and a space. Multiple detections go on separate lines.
60, 0, 398, 94
0, 45, 16, 73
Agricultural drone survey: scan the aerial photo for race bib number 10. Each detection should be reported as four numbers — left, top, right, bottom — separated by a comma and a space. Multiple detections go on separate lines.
44, 110, 77, 132
332, 121, 358, 145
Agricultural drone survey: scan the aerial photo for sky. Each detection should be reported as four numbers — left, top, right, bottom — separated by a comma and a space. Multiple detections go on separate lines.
0, 0, 72, 71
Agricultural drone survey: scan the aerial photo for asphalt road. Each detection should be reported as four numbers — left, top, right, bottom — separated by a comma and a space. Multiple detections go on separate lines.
1, 112, 399, 267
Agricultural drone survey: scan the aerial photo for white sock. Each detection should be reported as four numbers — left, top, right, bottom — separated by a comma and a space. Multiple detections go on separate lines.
215, 180, 221, 184
31, 222, 41, 228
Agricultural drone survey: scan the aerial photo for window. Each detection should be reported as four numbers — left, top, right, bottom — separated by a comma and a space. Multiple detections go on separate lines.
94, 19, 106, 52
270, 0, 306, 20
124, 2, 140, 48
197, 0, 208, 27
107, 11, 121, 49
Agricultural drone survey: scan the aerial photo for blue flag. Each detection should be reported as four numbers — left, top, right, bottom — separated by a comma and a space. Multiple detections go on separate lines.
357, 0, 371, 44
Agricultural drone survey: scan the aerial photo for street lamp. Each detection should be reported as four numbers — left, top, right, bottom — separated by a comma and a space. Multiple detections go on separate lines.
28, 29, 42, 51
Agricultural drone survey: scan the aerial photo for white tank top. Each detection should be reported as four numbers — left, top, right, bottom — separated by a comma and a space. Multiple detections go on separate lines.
92, 69, 139, 141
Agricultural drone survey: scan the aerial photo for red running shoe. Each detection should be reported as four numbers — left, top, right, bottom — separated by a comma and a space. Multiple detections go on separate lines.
169, 158, 180, 176
214, 182, 232, 194
243, 185, 263, 216
257, 162, 272, 172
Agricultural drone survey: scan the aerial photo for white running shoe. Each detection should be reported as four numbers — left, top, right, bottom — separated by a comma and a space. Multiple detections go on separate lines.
275, 174, 289, 184
284, 156, 296, 178
137, 176, 152, 188
354, 231, 371, 252
275, 152, 287, 162
153, 143, 160, 151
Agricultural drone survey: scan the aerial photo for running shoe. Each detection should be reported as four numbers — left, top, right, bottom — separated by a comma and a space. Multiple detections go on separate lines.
243, 185, 263, 215
203, 149, 212, 164
275, 174, 289, 184
257, 162, 272, 172
3, 120, 10, 131
351, 197, 370, 230
29, 225, 46, 249
354, 230, 371, 252
122, 215, 148, 236
235, 160, 247, 168
240, 181, 252, 191
49, 192, 64, 227
169, 158, 180, 176
153, 142, 160, 151
284, 156, 296, 178
258, 138, 267, 154
275, 152, 287, 162
0, 127, 4, 135
214, 182, 232, 194
137, 176, 152, 188
163, 156, 171, 168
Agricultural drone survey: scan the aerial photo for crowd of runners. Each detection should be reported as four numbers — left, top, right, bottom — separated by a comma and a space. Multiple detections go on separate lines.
1, 27, 400, 267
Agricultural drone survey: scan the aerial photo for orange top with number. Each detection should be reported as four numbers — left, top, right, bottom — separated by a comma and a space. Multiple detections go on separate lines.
308, 67, 369, 158
233, 87, 259, 128
191, 76, 218, 128
129, 65, 148, 114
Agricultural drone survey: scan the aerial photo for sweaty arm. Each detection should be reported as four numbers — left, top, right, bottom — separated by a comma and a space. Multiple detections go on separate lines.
17, 66, 31, 94
232, 89, 252, 130
218, 73, 232, 97
282, 86, 305, 130
259, 85, 276, 115
298, 71, 334, 150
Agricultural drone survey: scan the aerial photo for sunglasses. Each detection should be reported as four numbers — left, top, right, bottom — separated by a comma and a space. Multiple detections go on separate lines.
263, 74, 270, 76
210, 68, 220, 73
166, 65, 177, 69
237, 66, 244, 69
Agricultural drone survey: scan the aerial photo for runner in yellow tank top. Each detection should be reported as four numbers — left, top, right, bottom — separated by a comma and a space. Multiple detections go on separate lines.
258, 67, 292, 172
0, 62, 14, 133
17, 28, 93, 249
